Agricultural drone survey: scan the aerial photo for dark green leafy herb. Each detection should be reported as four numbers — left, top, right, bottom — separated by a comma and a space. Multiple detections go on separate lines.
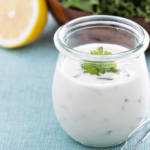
58, 0, 150, 22
58, 0, 100, 14
81, 47, 119, 76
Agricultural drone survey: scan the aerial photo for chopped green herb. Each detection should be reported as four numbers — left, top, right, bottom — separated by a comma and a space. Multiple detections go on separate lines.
125, 99, 128, 102
90, 47, 112, 55
127, 74, 130, 77
81, 47, 119, 76
137, 98, 142, 103
107, 131, 112, 135
90, 47, 103, 55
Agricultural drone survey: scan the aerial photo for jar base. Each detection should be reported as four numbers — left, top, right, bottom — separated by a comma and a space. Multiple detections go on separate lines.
76, 139, 125, 148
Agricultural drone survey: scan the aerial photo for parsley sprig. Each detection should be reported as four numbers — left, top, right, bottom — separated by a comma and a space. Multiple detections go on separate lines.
81, 47, 119, 76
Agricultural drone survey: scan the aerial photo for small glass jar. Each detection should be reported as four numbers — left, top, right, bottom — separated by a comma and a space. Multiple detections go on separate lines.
53, 15, 150, 147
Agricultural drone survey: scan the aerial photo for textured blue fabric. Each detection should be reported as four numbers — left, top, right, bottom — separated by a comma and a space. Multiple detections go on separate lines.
0, 13, 149, 150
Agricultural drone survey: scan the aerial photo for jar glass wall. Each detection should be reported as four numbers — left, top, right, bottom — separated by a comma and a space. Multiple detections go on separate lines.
53, 15, 150, 147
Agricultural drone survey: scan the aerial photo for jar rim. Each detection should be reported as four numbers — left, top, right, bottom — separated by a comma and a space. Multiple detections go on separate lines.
54, 15, 149, 61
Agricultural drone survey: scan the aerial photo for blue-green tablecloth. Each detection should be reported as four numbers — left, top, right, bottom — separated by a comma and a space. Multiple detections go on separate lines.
0, 13, 149, 150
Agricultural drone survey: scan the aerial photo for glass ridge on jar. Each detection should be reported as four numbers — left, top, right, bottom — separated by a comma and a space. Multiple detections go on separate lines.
53, 15, 150, 147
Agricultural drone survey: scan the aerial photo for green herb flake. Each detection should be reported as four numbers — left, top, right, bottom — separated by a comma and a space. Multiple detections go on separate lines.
107, 131, 112, 135
127, 74, 130, 77
81, 47, 119, 76
137, 98, 142, 103
125, 99, 128, 102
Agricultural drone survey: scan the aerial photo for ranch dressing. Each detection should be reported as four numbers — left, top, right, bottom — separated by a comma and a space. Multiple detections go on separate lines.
52, 44, 150, 146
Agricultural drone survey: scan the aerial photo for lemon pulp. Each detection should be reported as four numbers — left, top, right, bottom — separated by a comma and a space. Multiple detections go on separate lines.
0, 0, 48, 48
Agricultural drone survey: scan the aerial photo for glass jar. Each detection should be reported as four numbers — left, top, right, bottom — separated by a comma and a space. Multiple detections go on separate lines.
53, 15, 150, 147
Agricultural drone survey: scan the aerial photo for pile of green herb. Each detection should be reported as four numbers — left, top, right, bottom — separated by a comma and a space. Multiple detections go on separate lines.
81, 47, 119, 76
58, 0, 150, 22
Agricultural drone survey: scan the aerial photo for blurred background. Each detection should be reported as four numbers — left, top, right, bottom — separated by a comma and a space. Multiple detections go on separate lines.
48, 0, 150, 44
0, 0, 150, 150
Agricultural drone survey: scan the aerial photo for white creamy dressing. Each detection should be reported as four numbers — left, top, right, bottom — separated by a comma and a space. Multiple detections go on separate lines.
52, 43, 150, 147
62, 44, 139, 84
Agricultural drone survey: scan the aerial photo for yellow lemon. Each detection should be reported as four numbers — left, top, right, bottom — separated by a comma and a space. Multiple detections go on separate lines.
0, 0, 48, 48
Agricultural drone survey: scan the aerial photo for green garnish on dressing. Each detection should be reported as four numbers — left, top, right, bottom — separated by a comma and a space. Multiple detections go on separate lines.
81, 47, 119, 76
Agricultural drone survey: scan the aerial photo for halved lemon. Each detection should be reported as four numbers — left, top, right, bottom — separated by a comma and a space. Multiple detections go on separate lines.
0, 0, 48, 48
